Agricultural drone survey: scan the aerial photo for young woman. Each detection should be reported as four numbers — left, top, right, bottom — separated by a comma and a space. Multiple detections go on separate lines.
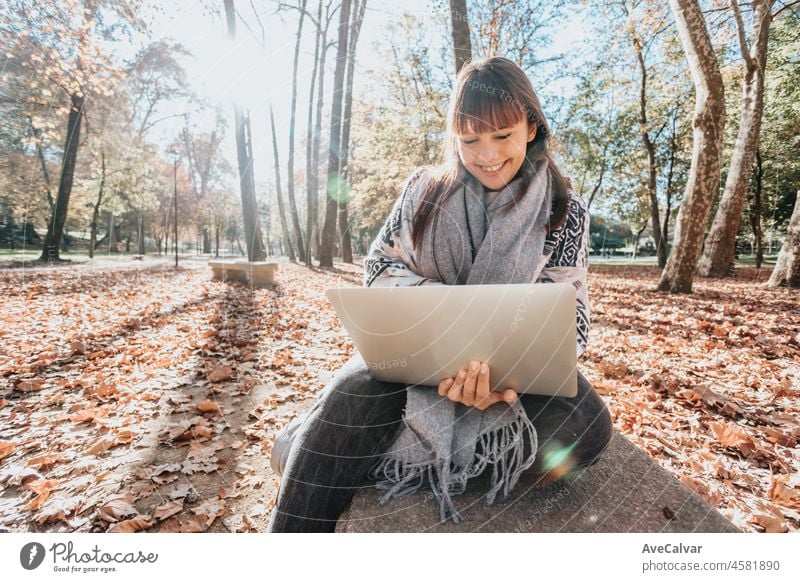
267, 56, 613, 533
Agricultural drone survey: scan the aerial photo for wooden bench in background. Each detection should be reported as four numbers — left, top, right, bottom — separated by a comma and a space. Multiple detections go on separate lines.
131, 254, 144, 260
208, 260, 278, 288
335, 431, 739, 533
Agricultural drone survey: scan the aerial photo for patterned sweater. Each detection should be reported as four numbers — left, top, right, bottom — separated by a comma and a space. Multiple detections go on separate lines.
362, 170, 592, 358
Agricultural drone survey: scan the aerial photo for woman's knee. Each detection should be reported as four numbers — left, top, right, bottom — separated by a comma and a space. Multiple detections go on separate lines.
521, 371, 613, 466
313, 352, 407, 426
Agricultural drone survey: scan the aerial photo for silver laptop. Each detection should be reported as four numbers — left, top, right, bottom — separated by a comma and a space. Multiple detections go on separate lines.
325, 283, 577, 397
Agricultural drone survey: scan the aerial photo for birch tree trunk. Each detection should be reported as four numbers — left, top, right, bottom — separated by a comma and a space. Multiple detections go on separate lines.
698, 0, 774, 277
657, 0, 726, 293
319, 0, 351, 267
768, 190, 800, 288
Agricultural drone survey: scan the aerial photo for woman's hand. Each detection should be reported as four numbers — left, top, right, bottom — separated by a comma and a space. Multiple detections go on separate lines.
437, 359, 518, 410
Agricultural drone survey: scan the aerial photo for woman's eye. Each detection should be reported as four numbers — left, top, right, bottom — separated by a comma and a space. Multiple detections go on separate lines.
462, 139, 478, 144
496, 134, 510, 140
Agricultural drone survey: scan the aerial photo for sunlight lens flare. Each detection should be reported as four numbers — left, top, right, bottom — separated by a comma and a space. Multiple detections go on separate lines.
539, 440, 578, 479
327, 173, 351, 203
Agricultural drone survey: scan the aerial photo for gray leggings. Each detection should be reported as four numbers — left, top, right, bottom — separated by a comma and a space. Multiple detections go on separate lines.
267, 352, 613, 532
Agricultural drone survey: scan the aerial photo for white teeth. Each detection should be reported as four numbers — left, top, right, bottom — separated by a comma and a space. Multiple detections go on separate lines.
481, 161, 505, 172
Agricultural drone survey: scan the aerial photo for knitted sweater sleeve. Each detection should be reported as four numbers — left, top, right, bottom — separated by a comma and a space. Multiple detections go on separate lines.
363, 168, 446, 288
538, 192, 592, 359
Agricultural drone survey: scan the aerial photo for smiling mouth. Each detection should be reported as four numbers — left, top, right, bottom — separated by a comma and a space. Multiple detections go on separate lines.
478, 160, 508, 174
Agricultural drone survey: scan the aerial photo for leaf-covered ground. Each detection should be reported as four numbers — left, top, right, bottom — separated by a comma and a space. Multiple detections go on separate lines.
0, 258, 798, 533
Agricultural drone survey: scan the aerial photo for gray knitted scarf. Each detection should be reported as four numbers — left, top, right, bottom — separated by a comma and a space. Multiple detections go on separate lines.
368, 157, 554, 524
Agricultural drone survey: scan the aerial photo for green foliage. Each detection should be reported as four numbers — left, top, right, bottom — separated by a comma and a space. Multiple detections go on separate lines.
589, 214, 631, 252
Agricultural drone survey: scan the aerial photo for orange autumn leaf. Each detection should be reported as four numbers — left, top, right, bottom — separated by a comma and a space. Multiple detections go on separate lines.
24, 479, 58, 510
709, 422, 752, 448
207, 364, 233, 383
107, 515, 154, 533
0, 441, 16, 462
196, 400, 220, 414
26, 453, 62, 470
15, 379, 44, 392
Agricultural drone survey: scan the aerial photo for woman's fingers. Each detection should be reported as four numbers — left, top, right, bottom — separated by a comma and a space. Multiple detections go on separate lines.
438, 362, 518, 410
461, 360, 481, 406
437, 377, 454, 397
446, 368, 467, 402
474, 362, 491, 406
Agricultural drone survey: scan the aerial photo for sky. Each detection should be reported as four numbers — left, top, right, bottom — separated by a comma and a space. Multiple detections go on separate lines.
133, 0, 590, 193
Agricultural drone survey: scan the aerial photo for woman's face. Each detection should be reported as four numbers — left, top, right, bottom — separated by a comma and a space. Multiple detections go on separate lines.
456, 117, 536, 191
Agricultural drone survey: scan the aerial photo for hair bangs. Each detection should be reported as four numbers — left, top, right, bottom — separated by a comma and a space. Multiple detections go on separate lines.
455, 72, 526, 136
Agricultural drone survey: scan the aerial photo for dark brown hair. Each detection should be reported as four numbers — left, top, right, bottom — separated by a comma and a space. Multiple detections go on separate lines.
410, 56, 570, 250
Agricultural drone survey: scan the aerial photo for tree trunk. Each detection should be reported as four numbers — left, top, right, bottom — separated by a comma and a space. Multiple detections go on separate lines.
224, 0, 267, 262
138, 211, 145, 255
657, 0, 726, 293
449, 0, 472, 73
269, 103, 296, 261
768, 190, 800, 287
662, 114, 678, 255
287, 0, 308, 261
89, 150, 106, 260
319, 0, 352, 267
337, 0, 367, 264
311, 6, 332, 262
631, 34, 667, 269
39, 92, 84, 262
750, 148, 764, 269
305, 0, 323, 266
30, 117, 55, 214
633, 223, 647, 260
698, 0, 773, 277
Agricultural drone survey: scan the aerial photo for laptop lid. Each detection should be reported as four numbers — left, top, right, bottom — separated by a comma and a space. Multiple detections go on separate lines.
325, 283, 577, 397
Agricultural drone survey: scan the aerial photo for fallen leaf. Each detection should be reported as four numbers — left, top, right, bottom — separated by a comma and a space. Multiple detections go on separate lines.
97, 493, 138, 523
23, 479, 58, 510
153, 499, 184, 521
207, 365, 234, 383
0, 441, 16, 462
108, 515, 154, 533
197, 400, 220, 414
15, 379, 44, 392
750, 513, 789, 533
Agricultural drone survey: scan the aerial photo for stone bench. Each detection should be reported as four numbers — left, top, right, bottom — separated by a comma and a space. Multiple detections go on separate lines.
208, 260, 278, 288
335, 431, 738, 533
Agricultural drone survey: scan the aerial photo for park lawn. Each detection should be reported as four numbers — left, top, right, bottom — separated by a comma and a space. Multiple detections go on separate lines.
0, 259, 798, 533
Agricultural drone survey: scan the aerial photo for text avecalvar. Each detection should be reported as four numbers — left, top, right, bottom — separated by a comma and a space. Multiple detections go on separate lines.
642, 544, 702, 554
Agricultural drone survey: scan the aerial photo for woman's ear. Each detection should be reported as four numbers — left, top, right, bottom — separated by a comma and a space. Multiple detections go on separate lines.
527, 123, 537, 142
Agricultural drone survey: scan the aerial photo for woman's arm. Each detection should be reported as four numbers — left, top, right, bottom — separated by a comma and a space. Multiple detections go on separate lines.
538, 192, 591, 358
363, 169, 446, 288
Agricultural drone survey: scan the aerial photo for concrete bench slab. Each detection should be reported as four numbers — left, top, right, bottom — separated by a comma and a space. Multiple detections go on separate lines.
335, 431, 738, 533
208, 260, 278, 288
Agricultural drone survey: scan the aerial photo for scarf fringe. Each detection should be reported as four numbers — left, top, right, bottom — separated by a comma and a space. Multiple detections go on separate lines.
369, 409, 538, 524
